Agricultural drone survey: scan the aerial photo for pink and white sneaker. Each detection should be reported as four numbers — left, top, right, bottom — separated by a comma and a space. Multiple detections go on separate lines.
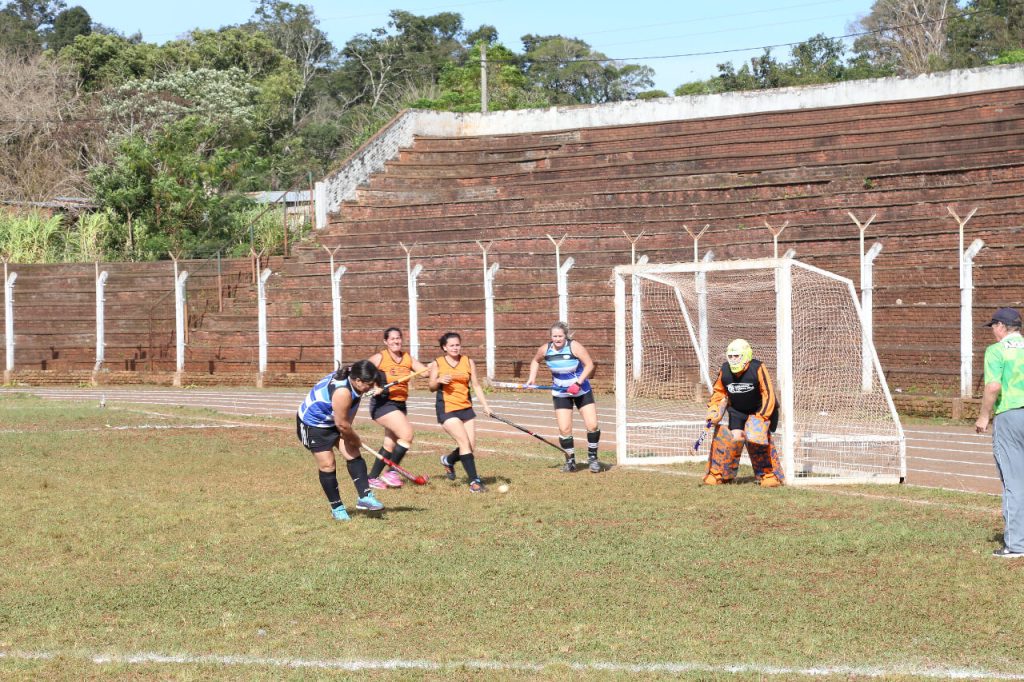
368, 477, 388, 490
380, 470, 404, 488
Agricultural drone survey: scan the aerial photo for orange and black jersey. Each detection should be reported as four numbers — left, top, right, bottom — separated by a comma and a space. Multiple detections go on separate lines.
377, 349, 413, 402
435, 354, 473, 412
708, 359, 777, 421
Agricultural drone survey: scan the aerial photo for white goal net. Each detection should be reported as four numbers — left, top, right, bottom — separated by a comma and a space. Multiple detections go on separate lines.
613, 257, 905, 485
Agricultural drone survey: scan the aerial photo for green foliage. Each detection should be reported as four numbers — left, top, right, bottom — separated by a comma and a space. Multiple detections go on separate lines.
410, 42, 548, 112
89, 119, 260, 257
992, 48, 1024, 64
56, 32, 158, 90
226, 202, 290, 256
0, 9, 39, 52
947, 0, 1024, 69
47, 4, 88, 51
521, 34, 655, 104
636, 89, 669, 100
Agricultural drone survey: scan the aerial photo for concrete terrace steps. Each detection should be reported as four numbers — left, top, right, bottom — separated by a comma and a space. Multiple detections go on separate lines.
343, 153, 1024, 220
388, 113, 1024, 178
408, 88, 1024, 152
342, 156, 1024, 216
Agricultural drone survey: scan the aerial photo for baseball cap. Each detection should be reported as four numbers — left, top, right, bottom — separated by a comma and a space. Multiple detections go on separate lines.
984, 307, 1022, 327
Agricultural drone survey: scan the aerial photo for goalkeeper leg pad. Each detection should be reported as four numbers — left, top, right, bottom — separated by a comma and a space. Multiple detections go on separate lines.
708, 427, 743, 482
748, 441, 786, 485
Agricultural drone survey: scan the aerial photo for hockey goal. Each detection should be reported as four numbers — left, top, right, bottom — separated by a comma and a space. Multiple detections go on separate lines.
613, 257, 905, 485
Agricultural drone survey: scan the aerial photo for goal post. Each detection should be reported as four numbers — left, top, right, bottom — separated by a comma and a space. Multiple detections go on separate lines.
614, 257, 905, 485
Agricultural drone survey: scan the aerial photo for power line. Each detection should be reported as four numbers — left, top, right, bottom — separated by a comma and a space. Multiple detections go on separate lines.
487, 5, 992, 64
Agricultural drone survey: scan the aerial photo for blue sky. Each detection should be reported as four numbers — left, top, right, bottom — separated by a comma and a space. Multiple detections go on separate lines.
78, 0, 875, 92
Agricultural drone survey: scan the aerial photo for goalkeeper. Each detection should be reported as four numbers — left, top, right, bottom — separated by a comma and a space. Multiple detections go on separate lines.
702, 339, 785, 487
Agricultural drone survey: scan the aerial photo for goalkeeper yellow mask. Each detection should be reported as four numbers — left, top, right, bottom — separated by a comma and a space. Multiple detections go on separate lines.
726, 339, 753, 373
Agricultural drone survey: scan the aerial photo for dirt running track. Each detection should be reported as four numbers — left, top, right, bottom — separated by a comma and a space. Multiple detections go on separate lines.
1, 386, 1001, 496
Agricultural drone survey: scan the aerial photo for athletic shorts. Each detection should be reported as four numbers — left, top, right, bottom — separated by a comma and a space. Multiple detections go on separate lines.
552, 390, 596, 411
296, 414, 340, 453
370, 397, 408, 421
727, 406, 779, 433
437, 405, 476, 424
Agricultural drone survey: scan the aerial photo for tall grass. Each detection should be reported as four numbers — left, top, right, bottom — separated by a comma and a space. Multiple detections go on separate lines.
0, 210, 63, 263
0, 209, 118, 264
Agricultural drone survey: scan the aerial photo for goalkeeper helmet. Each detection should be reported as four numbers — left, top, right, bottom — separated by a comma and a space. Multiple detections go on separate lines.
726, 339, 753, 373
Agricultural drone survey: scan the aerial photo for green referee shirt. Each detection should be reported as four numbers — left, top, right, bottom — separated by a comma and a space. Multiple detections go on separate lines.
983, 331, 1024, 415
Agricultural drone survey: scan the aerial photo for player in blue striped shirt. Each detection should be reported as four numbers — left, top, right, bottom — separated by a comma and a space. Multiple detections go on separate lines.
296, 359, 385, 521
525, 321, 603, 473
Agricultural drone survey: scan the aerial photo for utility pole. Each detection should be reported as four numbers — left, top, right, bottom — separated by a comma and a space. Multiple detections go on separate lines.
480, 42, 489, 113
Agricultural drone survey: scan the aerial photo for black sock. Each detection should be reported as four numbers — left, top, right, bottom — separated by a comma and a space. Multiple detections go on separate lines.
559, 435, 576, 464
346, 456, 371, 498
318, 470, 343, 508
390, 442, 409, 465
447, 446, 462, 464
461, 452, 479, 482
587, 429, 601, 460
369, 448, 390, 479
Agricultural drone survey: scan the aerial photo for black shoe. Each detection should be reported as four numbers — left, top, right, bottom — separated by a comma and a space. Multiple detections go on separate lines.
561, 459, 577, 473
588, 457, 601, 473
440, 455, 456, 481
993, 546, 1024, 558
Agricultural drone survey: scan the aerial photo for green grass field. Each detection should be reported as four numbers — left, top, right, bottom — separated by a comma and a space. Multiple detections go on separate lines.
1, 393, 1023, 681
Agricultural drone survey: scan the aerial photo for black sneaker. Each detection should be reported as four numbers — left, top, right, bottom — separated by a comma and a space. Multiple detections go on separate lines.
440, 455, 456, 481
588, 457, 601, 473
561, 459, 577, 473
993, 546, 1024, 558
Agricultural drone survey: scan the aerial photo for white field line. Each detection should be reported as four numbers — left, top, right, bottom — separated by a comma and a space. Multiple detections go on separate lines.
0, 424, 246, 434
1, 649, 1023, 680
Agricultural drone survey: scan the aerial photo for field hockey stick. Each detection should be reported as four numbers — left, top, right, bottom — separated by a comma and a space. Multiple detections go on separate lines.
359, 443, 429, 485
381, 366, 430, 390
491, 381, 555, 390
693, 420, 713, 451
488, 412, 564, 453
491, 381, 581, 394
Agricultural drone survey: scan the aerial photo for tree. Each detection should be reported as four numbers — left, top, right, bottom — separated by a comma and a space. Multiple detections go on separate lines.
56, 32, 158, 91
90, 119, 258, 256
410, 41, 547, 112
0, 48, 101, 202
47, 4, 88, 51
520, 34, 654, 104
249, 0, 333, 125
946, 0, 1024, 68
340, 10, 468, 110
851, 0, 952, 75
0, 10, 38, 52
